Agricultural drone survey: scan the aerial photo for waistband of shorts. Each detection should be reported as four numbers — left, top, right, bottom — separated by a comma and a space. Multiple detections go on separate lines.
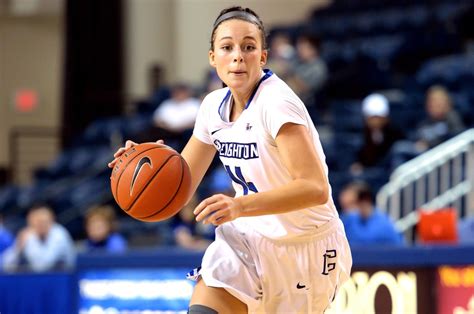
260, 218, 342, 244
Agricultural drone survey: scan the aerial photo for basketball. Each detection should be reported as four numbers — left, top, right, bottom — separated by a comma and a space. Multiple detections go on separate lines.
110, 142, 191, 222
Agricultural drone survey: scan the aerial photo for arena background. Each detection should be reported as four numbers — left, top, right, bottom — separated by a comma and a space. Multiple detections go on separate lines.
0, 0, 474, 313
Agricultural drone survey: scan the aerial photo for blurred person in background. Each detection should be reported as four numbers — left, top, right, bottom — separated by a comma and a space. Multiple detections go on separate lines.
343, 182, 402, 246
171, 195, 213, 251
338, 181, 365, 225
414, 85, 465, 150
265, 31, 295, 79
0, 213, 14, 268
135, 83, 200, 151
136, 63, 171, 114
83, 205, 127, 253
2, 205, 75, 272
351, 93, 404, 175
391, 85, 465, 169
286, 32, 328, 111
148, 63, 171, 109
202, 70, 224, 96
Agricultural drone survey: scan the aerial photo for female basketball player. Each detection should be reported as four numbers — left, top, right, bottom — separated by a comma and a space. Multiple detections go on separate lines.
109, 6, 352, 313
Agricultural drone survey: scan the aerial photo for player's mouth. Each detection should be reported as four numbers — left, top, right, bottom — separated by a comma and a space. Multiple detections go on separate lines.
230, 71, 246, 76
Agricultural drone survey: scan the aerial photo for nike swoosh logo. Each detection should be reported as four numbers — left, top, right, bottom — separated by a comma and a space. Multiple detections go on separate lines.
296, 283, 306, 289
211, 128, 224, 135
130, 156, 152, 196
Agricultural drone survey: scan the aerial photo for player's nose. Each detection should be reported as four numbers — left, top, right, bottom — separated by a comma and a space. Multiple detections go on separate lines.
232, 48, 243, 63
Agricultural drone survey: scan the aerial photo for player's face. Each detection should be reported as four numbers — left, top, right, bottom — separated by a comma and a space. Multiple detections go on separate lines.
209, 19, 267, 93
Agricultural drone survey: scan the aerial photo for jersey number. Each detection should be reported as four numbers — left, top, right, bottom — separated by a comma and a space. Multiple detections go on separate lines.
224, 165, 258, 195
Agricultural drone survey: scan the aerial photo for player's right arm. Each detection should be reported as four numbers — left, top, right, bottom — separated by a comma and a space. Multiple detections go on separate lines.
180, 135, 216, 203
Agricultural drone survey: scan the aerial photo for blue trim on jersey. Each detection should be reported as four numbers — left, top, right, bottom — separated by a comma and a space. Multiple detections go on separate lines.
245, 69, 273, 109
218, 90, 231, 119
217, 69, 273, 117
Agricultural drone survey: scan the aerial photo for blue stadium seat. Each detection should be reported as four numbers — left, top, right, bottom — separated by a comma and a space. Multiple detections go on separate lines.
329, 100, 364, 133
0, 185, 19, 213
332, 132, 364, 171
416, 53, 474, 89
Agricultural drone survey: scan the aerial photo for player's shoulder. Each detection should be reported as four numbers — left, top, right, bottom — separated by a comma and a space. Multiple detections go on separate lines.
259, 73, 304, 107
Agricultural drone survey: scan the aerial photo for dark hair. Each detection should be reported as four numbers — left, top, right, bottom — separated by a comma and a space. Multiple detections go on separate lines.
356, 183, 375, 204
210, 6, 267, 51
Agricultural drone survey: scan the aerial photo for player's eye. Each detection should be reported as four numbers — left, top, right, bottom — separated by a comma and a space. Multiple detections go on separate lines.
244, 45, 256, 51
221, 45, 232, 51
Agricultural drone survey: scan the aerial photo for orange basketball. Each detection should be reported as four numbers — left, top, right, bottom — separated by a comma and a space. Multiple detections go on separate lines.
110, 142, 191, 222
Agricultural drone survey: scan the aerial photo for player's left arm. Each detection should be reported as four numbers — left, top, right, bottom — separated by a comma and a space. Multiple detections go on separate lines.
195, 122, 329, 225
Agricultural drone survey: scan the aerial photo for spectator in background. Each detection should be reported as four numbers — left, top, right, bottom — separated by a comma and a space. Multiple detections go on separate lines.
391, 85, 465, 169
202, 70, 224, 96
351, 93, 404, 175
266, 31, 295, 79
149, 63, 171, 107
286, 32, 328, 109
2, 205, 75, 272
0, 214, 14, 266
83, 205, 127, 253
171, 195, 213, 251
415, 85, 465, 150
342, 182, 402, 246
135, 83, 200, 151
338, 181, 365, 225
136, 63, 171, 114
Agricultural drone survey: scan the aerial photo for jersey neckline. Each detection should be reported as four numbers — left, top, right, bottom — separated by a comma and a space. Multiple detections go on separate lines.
218, 69, 273, 120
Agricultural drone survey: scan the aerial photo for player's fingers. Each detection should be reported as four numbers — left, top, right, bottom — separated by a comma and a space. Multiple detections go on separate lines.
195, 202, 222, 222
204, 207, 226, 224
193, 195, 219, 216
156, 139, 165, 144
193, 199, 208, 216
206, 210, 227, 225
113, 147, 126, 158
125, 140, 137, 149
113, 140, 139, 158
108, 158, 118, 168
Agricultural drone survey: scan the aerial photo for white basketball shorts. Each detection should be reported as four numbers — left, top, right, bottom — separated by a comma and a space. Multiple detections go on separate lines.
197, 218, 352, 313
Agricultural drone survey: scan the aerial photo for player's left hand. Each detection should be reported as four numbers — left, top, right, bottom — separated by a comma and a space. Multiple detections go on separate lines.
194, 194, 242, 226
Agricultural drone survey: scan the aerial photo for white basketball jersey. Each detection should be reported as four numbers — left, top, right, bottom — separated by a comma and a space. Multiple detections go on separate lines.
193, 70, 338, 239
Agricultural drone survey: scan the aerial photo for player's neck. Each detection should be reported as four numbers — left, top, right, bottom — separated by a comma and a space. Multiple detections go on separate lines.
228, 75, 261, 112
229, 96, 244, 122
229, 88, 252, 110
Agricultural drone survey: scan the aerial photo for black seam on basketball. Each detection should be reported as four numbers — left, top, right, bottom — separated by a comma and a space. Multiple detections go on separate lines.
115, 146, 165, 202
139, 155, 186, 219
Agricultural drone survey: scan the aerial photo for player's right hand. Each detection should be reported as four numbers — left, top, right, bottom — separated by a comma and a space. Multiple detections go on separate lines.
107, 139, 165, 168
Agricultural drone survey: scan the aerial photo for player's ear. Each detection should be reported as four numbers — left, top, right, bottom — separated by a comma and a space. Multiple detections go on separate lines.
260, 49, 268, 67
209, 50, 216, 68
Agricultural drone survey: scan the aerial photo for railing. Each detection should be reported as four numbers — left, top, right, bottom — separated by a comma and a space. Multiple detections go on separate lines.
376, 129, 474, 239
